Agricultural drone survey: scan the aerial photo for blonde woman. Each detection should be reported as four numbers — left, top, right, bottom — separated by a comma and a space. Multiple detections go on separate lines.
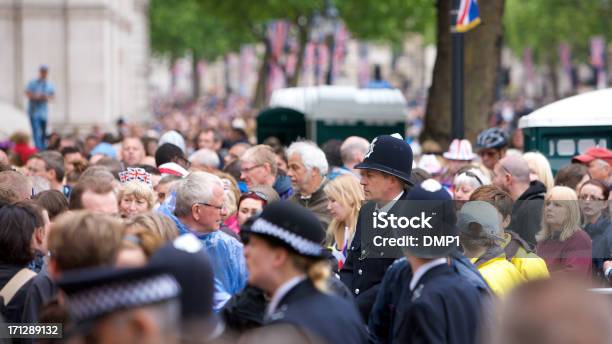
125, 212, 179, 242
536, 186, 592, 277
118, 180, 156, 218
523, 151, 554, 191
323, 175, 364, 269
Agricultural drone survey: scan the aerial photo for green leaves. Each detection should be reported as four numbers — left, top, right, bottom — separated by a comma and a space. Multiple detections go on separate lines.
337, 0, 435, 44
504, 0, 612, 64
150, 0, 251, 61
151, 0, 439, 63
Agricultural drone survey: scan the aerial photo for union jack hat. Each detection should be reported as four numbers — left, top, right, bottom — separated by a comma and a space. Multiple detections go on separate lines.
118, 167, 153, 188
443, 139, 476, 161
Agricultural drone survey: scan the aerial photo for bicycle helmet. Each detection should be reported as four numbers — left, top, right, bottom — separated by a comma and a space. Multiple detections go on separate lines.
475, 128, 508, 150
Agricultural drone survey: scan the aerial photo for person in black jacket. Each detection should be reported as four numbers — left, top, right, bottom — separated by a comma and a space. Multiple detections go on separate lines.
240, 201, 367, 344
578, 180, 612, 278
339, 134, 414, 321
492, 155, 546, 246
369, 251, 491, 343
389, 180, 487, 344
0, 203, 43, 323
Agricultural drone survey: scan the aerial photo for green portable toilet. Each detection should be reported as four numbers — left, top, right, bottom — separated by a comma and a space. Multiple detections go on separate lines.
256, 107, 307, 146
519, 88, 612, 173
264, 86, 407, 145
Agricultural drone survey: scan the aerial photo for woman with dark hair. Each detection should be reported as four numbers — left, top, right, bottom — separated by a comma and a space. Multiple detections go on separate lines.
228, 186, 279, 234
0, 202, 43, 322
578, 179, 612, 278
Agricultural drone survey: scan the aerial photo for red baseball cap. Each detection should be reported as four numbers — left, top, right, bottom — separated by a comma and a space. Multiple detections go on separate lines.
572, 147, 612, 165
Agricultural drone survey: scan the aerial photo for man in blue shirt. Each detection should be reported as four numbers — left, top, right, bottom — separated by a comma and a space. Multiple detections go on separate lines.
158, 171, 248, 311
25, 65, 55, 150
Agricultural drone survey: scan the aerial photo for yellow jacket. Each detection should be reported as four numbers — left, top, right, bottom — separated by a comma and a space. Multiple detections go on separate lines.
471, 256, 525, 296
502, 232, 550, 281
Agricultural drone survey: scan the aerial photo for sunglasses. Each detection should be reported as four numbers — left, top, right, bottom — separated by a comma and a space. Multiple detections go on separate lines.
240, 190, 269, 203
459, 171, 484, 186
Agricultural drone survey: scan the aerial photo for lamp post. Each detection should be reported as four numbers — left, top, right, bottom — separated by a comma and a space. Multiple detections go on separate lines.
450, 0, 465, 139
323, 0, 339, 85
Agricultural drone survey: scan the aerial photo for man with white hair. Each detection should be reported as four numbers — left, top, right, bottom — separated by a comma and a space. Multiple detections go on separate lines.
328, 136, 370, 180
162, 171, 247, 309
189, 148, 221, 171
286, 141, 331, 229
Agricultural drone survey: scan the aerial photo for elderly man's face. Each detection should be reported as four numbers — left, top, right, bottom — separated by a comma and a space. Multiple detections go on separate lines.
588, 159, 610, 182
287, 153, 311, 193
192, 185, 227, 232
240, 160, 269, 187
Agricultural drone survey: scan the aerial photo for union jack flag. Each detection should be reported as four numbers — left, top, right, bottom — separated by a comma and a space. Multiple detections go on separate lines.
455, 0, 481, 33
119, 167, 152, 188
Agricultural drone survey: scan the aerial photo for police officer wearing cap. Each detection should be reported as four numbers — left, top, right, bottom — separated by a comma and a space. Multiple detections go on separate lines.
339, 133, 414, 321
58, 265, 182, 343
391, 180, 485, 344
241, 201, 367, 344
369, 179, 489, 343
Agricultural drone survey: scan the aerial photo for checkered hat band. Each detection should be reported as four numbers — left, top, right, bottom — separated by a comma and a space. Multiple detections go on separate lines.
251, 218, 322, 256
69, 274, 180, 322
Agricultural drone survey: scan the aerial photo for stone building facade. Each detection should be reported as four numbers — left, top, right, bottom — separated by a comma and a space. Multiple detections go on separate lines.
0, 0, 149, 133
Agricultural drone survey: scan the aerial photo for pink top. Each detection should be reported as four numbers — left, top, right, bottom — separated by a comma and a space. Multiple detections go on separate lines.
536, 229, 592, 278
224, 214, 240, 234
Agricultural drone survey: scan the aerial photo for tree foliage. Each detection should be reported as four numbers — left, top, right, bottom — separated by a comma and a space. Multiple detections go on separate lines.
504, 0, 612, 64
150, 0, 251, 61
338, 0, 436, 44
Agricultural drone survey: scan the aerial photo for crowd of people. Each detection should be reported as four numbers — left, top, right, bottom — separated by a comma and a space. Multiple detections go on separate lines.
1, 115, 612, 343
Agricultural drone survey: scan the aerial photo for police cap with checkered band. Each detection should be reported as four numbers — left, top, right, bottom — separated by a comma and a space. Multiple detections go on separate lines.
241, 201, 326, 258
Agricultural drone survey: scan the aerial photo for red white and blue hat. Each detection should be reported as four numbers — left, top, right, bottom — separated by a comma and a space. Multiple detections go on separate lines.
443, 139, 476, 161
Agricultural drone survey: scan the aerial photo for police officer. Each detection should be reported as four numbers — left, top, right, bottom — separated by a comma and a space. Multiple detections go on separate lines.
392, 179, 486, 343
339, 133, 414, 321
241, 201, 367, 344
58, 265, 181, 343
369, 179, 490, 343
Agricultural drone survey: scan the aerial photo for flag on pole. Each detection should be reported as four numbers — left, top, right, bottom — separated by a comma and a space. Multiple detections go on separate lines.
455, 0, 481, 32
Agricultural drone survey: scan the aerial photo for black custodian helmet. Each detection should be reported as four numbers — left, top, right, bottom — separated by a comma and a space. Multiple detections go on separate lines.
354, 134, 413, 185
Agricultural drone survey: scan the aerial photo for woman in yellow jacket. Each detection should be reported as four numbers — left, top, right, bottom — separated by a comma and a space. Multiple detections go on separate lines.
459, 201, 525, 296
470, 185, 549, 281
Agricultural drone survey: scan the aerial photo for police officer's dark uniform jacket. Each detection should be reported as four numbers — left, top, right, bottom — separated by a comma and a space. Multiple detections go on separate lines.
388, 180, 485, 344
242, 201, 368, 344
392, 263, 483, 344
339, 134, 414, 321
368, 252, 490, 343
